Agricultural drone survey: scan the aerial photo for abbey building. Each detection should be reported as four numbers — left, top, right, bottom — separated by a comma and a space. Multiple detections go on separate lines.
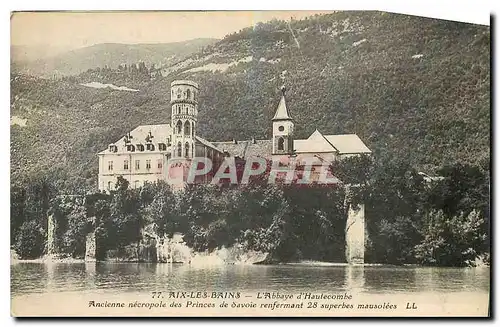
97, 80, 371, 191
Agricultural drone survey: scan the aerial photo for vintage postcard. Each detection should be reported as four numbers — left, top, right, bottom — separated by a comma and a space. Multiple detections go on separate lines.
10, 10, 490, 317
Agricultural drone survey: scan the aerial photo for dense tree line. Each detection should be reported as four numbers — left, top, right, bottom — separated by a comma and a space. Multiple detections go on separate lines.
11, 155, 489, 267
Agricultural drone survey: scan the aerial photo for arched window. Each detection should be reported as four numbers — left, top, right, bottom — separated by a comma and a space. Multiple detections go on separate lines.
107, 181, 113, 190
176, 120, 182, 134
184, 121, 190, 136
278, 137, 285, 151
177, 142, 182, 157
186, 89, 191, 99
185, 142, 190, 158
177, 106, 181, 114
192, 122, 195, 137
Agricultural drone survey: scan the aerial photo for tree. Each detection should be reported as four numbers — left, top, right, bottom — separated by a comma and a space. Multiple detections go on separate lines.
414, 209, 486, 266
60, 201, 89, 257
14, 220, 45, 259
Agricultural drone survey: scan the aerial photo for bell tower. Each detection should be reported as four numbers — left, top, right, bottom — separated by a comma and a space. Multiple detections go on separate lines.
170, 80, 198, 159
272, 86, 294, 155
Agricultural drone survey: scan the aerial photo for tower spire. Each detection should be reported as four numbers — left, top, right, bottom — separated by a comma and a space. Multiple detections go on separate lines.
273, 85, 292, 121
272, 83, 294, 155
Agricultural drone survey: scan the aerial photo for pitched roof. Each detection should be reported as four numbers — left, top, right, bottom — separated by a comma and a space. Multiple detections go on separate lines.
195, 136, 223, 153
211, 141, 247, 158
324, 134, 371, 154
272, 95, 292, 121
98, 124, 172, 154
293, 131, 371, 155
243, 140, 273, 159
293, 129, 338, 153
211, 140, 273, 159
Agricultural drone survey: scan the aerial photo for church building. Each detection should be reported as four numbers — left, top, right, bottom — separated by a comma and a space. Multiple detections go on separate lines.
97, 80, 371, 191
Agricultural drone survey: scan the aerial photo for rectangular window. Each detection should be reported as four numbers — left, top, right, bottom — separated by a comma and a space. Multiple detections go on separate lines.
135, 160, 140, 170
108, 161, 113, 171
124, 160, 129, 170
146, 159, 151, 169
157, 159, 163, 169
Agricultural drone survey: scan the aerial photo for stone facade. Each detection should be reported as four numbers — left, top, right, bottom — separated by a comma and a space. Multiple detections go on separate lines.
47, 214, 57, 256
345, 203, 366, 264
85, 231, 96, 262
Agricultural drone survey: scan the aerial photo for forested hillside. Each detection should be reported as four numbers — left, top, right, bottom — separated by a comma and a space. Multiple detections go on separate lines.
11, 39, 218, 78
10, 11, 490, 192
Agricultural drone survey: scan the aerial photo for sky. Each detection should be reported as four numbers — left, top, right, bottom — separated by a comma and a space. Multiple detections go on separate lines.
11, 11, 333, 51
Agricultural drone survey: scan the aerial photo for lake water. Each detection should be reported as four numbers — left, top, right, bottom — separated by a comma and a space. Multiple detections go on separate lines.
11, 263, 490, 317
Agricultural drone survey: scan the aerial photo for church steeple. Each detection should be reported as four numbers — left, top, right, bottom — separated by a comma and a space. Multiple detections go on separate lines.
272, 86, 292, 121
272, 85, 294, 155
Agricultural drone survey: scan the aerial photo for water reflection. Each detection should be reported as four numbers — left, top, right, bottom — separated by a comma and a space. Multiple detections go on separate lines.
85, 262, 96, 290
11, 262, 490, 296
344, 265, 365, 292
363, 267, 417, 293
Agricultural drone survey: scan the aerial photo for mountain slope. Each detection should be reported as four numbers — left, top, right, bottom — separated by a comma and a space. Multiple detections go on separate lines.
10, 11, 490, 192
161, 12, 489, 168
11, 38, 218, 77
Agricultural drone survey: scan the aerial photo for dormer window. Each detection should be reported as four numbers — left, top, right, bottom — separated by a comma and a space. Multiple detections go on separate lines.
124, 133, 133, 144
127, 144, 135, 152
145, 131, 154, 143
137, 144, 145, 152
158, 143, 167, 151
146, 143, 155, 151
109, 144, 118, 152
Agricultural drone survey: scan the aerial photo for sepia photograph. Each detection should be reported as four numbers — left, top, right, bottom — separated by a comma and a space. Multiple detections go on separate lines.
9, 9, 490, 317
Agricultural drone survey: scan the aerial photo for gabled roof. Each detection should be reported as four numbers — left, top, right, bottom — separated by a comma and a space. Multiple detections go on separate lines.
293, 129, 338, 153
195, 136, 223, 153
272, 95, 292, 121
293, 130, 371, 155
211, 141, 247, 158
98, 124, 172, 154
324, 134, 371, 154
211, 140, 273, 159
